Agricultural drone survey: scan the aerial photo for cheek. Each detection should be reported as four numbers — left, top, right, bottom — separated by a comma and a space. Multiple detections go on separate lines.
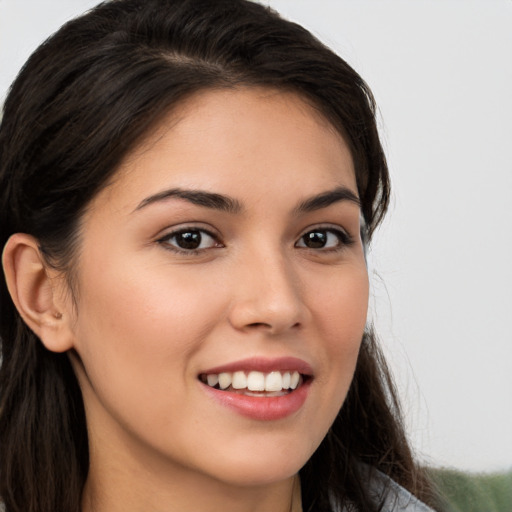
69, 255, 228, 413
68, 260, 233, 460
75, 255, 223, 351
308, 263, 368, 387
310, 261, 369, 337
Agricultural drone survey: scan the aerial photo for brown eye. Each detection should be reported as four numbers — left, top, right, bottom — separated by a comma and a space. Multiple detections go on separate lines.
302, 231, 328, 248
175, 231, 203, 250
296, 228, 353, 250
159, 228, 221, 252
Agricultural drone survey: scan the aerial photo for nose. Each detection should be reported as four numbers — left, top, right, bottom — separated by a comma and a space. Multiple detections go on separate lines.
227, 251, 308, 335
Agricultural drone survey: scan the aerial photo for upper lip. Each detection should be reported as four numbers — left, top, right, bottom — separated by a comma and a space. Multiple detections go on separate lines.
200, 357, 313, 376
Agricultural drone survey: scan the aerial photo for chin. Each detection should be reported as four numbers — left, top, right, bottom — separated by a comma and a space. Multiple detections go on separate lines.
197, 436, 316, 488
210, 461, 302, 488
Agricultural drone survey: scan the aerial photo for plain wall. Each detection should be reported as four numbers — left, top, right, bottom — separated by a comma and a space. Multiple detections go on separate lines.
1, 0, 511, 472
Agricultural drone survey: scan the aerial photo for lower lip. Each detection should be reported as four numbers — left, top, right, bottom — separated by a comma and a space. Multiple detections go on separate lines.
201, 380, 311, 421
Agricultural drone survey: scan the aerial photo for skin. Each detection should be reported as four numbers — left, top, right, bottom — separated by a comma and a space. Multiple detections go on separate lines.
5, 87, 369, 512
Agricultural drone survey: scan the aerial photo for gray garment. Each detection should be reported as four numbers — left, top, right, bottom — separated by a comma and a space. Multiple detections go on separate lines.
370, 472, 434, 512
333, 470, 435, 512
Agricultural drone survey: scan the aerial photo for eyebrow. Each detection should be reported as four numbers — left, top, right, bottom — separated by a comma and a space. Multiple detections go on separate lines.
134, 185, 360, 215
294, 186, 360, 213
134, 188, 243, 214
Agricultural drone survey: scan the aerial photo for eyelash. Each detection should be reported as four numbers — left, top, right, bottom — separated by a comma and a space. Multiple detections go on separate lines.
157, 227, 223, 255
156, 225, 354, 256
295, 226, 355, 252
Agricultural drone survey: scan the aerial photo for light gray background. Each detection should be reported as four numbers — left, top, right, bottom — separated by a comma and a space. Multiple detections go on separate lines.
1, 0, 511, 472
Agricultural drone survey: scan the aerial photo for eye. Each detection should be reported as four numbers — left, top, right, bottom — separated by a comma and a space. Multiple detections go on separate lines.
158, 228, 222, 253
295, 228, 353, 250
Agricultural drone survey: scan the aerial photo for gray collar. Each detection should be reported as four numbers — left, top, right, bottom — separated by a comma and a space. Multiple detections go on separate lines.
332, 469, 434, 512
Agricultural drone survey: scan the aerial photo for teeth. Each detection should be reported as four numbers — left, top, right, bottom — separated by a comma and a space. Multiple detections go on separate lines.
247, 371, 265, 391
218, 372, 231, 390
203, 370, 303, 392
232, 371, 247, 389
207, 374, 219, 387
265, 371, 283, 392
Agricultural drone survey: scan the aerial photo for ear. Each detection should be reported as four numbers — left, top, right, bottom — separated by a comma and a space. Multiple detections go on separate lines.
2, 233, 75, 353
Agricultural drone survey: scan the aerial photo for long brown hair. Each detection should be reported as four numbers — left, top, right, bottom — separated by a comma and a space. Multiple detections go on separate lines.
0, 1, 432, 511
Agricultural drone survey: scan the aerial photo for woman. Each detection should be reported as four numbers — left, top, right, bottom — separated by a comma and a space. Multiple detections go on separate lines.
0, 0, 437, 511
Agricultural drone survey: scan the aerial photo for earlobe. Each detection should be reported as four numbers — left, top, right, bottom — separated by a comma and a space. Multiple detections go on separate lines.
2, 233, 75, 353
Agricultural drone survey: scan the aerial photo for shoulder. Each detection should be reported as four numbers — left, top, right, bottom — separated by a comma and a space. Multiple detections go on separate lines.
368, 470, 434, 512
329, 468, 435, 512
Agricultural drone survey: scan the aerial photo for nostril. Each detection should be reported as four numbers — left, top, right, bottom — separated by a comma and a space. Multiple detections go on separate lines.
245, 321, 302, 334
247, 322, 272, 329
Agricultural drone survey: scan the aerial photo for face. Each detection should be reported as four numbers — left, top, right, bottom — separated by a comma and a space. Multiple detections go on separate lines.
65, 88, 369, 488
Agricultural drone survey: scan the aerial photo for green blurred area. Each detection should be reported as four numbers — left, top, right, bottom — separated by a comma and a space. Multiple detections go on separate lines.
428, 467, 512, 512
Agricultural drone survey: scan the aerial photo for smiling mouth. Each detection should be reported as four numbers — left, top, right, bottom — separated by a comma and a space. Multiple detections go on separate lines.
199, 370, 308, 397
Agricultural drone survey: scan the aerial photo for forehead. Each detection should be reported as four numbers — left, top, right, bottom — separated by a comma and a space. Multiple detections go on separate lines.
92, 87, 356, 212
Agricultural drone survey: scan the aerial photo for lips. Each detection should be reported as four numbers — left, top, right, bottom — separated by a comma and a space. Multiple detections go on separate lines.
198, 357, 313, 420
200, 356, 313, 376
